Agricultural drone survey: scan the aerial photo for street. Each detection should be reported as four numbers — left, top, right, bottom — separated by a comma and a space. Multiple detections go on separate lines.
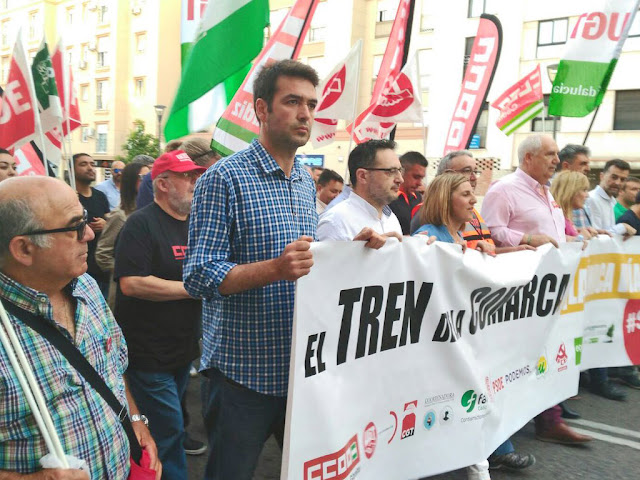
184, 378, 640, 479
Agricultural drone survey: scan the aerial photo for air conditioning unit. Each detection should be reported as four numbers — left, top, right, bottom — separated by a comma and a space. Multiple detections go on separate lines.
88, 41, 97, 51
86, 127, 95, 137
132, 6, 142, 15
79, 60, 87, 69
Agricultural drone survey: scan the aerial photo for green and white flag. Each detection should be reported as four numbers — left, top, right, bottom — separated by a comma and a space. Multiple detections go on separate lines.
549, 0, 640, 117
32, 37, 62, 133
164, 0, 269, 141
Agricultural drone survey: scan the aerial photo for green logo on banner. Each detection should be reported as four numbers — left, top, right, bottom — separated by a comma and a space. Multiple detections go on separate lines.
574, 337, 583, 366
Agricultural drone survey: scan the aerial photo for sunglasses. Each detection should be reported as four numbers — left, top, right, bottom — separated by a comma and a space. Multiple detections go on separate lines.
17, 209, 88, 242
113, 168, 123, 174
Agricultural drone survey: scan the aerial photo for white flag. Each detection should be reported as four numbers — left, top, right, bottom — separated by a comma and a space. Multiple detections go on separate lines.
351, 51, 424, 142
310, 40, 362, 148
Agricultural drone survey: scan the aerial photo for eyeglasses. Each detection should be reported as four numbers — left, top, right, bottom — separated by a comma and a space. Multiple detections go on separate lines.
446, 167, 481, 177
17, 209, 88, 241
362, 167, 405, 177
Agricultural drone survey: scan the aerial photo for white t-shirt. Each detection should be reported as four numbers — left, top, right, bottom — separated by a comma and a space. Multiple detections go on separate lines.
317, 191, 402, 241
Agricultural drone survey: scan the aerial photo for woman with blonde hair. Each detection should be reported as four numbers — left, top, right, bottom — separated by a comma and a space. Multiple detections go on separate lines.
550, 170, 594, 239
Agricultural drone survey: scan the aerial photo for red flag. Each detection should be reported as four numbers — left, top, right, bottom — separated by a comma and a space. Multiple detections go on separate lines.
51, 41, 81, 136
0, 31, 38, 150
443, 14, 502, 155
15, 142, 46, 176
347, 0, 413, 143
491, 64, 543, 135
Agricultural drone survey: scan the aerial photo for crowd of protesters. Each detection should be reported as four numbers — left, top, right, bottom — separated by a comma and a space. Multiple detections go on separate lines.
1, 59, 639, 480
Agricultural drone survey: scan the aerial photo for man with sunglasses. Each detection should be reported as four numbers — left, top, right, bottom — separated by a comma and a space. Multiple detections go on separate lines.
95, 160, 126, 211
114, 150, 205, 480
0, 176, 161, 479
318, 139, 404, 242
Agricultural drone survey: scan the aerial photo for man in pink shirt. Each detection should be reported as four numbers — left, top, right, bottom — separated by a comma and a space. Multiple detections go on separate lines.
482, 134, 592, 446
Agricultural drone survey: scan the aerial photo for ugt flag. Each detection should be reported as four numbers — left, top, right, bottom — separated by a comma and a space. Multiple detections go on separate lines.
164, 0, 269, 142
0, 30, 38, 151
310, 40, 362, 148
491, 64, 543, 136
549, 0, 640, 117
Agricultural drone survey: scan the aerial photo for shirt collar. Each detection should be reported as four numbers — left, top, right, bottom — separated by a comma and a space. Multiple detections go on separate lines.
515, 167, 549, 191
595, 185, 614, 201
252, 139, 304, 181
349, 191, 392, 220
0, 272, 79, 314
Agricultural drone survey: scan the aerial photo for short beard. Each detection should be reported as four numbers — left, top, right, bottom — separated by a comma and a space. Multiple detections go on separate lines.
167, 184, 192, 217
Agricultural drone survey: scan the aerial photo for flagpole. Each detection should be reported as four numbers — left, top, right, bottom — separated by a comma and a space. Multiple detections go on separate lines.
541, 103, 546, 134
582, 105, 600, 146
414, 51, 427, 157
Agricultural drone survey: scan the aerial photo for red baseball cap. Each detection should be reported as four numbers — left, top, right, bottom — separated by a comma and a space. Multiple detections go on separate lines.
151, 150, 207, 179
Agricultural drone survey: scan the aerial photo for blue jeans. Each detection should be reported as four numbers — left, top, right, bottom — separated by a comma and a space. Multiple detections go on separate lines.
492, 438, 514, 456
203, 368, 286, 480
127, 366, 191, 480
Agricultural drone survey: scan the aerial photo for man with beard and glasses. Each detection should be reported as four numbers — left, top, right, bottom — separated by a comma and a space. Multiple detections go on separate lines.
113, 150, 205, 479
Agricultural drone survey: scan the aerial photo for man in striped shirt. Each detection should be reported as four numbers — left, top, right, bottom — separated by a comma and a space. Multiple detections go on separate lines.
0, 176, 160, 479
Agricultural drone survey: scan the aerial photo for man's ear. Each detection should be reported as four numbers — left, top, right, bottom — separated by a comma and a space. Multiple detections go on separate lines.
355, 168, 368, 186
600, 171, 605, 183
8, 236, 38, 267
255, 98, 268, 124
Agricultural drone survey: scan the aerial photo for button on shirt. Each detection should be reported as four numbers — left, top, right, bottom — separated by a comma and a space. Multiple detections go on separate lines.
585, 185, 627, 235
481, 168, 566, 247
183, 139, 317, 397
95, 178, 120, 211
0, 273, 130, 478
317, 191, 402, 240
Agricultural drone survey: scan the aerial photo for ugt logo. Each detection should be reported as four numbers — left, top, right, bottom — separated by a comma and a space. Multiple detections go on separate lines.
461, 389, 487, 413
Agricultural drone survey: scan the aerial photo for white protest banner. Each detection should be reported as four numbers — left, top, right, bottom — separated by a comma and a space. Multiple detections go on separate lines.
284, 239, 584, 480
563, 236, 640, 369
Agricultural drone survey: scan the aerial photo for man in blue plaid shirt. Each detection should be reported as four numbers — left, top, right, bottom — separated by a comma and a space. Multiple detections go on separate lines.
184, 60, 388, 480
0, 176, 160, 479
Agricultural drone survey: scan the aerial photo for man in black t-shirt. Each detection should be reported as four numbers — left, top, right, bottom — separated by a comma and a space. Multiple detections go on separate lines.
73, 153, 111, 298
114, 150, 206, 479
388, 151, 428, 234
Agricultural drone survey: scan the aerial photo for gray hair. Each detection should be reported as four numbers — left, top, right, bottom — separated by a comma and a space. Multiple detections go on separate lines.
131, 154, 155, 167
437, 150, 473, 176
517, 135, 544, 165
0, 198, 51, 268
152, 175, 167, 196
558, 144, 590, 164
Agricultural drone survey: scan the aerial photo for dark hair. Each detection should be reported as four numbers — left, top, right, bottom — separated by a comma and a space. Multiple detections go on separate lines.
252, 59, 319, 117
0, 148, 11, 156
72, 153, 92, 165
400, 151, 428, 169
559, 144, 590, 164
317, 169, 344, 187
603, 158, 630, 173
348, 139, 396, 187
624, 176, 640, 188
120, 163, 146, 215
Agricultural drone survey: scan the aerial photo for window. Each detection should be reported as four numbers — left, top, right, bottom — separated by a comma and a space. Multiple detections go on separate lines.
66, 7, 74, 25
531, 94, 561, 133
28, 12, 38, 40
96, 124, 108, 153
81, 126, 90, 142
308, 1, 327, 42
134, 77, 145, 96
537, 18, 568, 46
418, 49, 433, 90
468, 0, 497, 18
96, 79, 109, 110
97, 36, 109, 67
469, 102, 489, 149
98, 4, 109, 24
377, 0, 399, 22
135, 32, 146, 54
463, 37, 475, 78
1, 55, 9, 83
629, 9, 640, 37
614, 90, 640, 130
80, 84, 89, 102
1, 20, 9, 47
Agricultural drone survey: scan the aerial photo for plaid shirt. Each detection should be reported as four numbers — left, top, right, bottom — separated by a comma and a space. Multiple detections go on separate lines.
184, 139, 317, 396
0, 272, 130, 478
572, 206, 592, 228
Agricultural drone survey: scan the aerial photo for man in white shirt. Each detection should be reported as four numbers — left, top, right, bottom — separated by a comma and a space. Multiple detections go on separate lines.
585, 158, 635, 236
315, 169, 344, 214
318, 139, 403, 241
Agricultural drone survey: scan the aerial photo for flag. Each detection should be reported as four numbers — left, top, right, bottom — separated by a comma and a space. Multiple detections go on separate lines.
164, 0, 270, 141
491, 64, 543, 135
347, 0, 414, 144
51, 40, 82, 136
310, 40, 362, 148
31, 37, 63, 170
0, 30, 38, 151
549, 0, 640, 117
349, 51, 424, 142
15, 142, 47, 176
211, 0, 320, 156
443, 14, 502, 155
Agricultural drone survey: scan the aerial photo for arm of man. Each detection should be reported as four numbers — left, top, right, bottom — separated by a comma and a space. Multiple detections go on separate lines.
0, 471, 89, 479
119, 276, 191, 301
124, 378, 162, 480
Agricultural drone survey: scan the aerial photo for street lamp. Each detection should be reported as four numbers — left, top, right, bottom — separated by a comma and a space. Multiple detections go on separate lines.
154, 104, 166, 146
546, 64, 559, 140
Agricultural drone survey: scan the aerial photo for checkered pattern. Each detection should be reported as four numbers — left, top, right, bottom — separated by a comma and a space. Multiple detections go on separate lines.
0, 272, 130, 478
572, 206, 592, 229
184, 139, 317, 396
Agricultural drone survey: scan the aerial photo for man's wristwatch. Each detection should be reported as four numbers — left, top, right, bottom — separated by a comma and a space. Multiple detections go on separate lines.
130, 414, 149, 426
